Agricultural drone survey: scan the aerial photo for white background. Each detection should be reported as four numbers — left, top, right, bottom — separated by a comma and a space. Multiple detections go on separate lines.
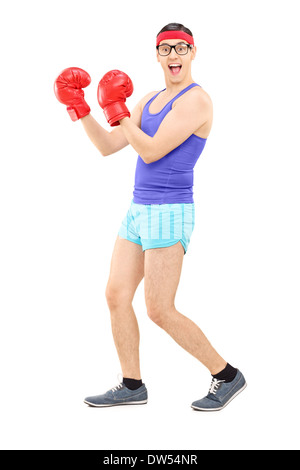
0, 0, 299, 451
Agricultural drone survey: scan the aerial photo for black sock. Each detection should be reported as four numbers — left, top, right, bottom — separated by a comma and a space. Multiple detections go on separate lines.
212, 363, 238, 383
123, 377, 143, 390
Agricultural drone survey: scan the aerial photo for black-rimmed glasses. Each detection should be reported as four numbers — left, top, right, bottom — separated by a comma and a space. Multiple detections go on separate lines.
156, 43, 193, 56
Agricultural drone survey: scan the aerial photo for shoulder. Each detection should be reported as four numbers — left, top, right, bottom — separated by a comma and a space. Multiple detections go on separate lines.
173, 85, 213, 119
182, 85, 212, 108
130, 90, 160, 127
137, 90, 160, 110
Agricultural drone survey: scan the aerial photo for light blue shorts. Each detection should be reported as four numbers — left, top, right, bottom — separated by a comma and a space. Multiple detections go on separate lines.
118, 200, 195, 254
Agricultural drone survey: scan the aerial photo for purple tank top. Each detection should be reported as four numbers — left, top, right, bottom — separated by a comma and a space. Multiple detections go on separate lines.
133, 83, 207, 204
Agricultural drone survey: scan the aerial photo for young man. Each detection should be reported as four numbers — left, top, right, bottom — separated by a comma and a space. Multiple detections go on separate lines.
54, 23, 246, 411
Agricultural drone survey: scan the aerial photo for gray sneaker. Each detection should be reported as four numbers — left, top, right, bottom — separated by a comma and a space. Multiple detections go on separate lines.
191, 370, 247, 412
84, 377, 148, 407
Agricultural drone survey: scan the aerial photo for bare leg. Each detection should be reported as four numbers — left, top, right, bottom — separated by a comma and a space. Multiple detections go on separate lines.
105, 236, 144, 379
144, 242, 227, 375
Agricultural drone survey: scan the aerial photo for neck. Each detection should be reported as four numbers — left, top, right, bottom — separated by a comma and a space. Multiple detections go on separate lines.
164, 74, 194, 95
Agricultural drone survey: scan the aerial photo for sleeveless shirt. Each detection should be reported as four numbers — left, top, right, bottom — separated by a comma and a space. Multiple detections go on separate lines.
133, 83, 207, 204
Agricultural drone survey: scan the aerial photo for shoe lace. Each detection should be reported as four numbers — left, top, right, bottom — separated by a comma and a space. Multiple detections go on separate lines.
208, 378, 225, 395
111, 372, 124, 392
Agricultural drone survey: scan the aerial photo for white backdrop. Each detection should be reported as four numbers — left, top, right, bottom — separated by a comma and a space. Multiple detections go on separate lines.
0, 0, 299, 450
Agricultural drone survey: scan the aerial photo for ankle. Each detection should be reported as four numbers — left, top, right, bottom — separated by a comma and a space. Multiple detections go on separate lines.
212, 363, 238, 383
210, 360, 227, 376
123, 377, 143, 390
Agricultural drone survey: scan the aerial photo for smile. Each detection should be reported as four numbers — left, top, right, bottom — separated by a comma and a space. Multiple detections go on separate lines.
168, 63, 182, 75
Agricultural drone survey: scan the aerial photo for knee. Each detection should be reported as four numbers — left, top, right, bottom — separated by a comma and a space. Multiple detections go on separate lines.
105, 284, 133, 310
146, 296, 176, 326
146, 303, 166, 327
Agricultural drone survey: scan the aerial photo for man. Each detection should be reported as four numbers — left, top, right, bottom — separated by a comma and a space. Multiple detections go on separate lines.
54, 23, 246, 411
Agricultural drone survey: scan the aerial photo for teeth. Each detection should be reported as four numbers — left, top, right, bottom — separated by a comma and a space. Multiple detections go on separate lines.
169, 64, 181, 67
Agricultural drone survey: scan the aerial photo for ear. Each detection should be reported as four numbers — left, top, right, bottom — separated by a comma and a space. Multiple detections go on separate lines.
156, 49, 161, 63
191, 45, 197, 60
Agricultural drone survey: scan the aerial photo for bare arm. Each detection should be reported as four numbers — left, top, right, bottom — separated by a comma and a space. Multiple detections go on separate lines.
80, 114, 128, 156
119, 88, 212, 164
80, 92, 156, 156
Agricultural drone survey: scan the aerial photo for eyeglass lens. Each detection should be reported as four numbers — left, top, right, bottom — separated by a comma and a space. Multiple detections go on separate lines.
158, 44, 189, 56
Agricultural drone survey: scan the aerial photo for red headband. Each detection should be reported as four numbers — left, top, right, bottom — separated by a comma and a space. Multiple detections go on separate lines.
156, 31, 194, 47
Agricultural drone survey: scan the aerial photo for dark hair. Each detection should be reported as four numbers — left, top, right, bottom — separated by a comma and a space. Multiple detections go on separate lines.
157, 23, 193, 38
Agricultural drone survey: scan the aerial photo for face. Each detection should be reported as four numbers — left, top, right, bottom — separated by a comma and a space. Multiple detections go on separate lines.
156, 39, 196, 84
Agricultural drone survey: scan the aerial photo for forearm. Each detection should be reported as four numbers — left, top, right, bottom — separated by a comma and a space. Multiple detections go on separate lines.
81, 114, 126, 156
119, 117, 155, 163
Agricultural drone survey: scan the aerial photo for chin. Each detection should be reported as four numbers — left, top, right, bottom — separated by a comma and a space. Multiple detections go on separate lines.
169, 75, 185, 85
165, 71, 183, 83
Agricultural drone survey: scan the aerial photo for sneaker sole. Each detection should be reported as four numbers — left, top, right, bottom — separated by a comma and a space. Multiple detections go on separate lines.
84, 399, 148, 407
191, 382, 247, 412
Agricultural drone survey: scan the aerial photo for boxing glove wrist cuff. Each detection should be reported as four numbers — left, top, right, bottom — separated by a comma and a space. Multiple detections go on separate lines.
66, 101, 91, 122
103, 101, 130, 127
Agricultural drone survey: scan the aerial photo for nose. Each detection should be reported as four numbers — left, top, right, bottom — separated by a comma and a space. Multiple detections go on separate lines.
169, 47, 179, 59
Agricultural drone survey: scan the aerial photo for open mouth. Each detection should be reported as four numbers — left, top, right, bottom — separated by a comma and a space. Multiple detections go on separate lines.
168, 64, 182, 76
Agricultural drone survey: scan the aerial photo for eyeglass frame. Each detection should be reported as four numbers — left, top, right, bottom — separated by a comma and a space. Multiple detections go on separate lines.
156, 42, 194, 56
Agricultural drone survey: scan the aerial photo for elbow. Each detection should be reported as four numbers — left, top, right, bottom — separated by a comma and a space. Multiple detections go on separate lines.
138, 150, 150, 164
141, 155, 150, 164
141, 149, 158, 164
97, 146, 111, 157
137, 141, 156, 164
141, 153, 162, 165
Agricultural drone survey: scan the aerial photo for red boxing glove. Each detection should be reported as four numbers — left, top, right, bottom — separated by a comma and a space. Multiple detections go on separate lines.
97, 70, 133, 127
54, 67, 91, 121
